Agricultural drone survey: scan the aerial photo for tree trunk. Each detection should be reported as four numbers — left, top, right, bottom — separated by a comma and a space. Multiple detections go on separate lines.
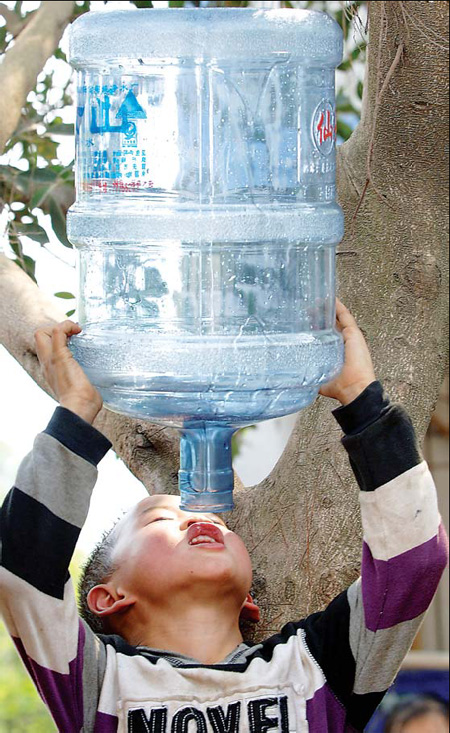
0, 2, 448, 640
232, 0, 450, 636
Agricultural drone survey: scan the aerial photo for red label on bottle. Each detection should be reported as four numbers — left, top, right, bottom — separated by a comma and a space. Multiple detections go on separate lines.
313, 100, 337, 156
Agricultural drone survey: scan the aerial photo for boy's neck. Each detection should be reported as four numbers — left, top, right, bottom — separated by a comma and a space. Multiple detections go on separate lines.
120, 601, 245, 665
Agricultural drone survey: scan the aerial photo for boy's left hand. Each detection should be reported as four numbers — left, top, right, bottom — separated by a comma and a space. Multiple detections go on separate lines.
319, 299, 376, 406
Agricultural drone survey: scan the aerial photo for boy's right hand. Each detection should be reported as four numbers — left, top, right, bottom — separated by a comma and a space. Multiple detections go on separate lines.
35, 321, 103, 425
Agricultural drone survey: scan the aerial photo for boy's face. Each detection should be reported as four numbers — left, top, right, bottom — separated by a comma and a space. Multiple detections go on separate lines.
109, 495, 253, 610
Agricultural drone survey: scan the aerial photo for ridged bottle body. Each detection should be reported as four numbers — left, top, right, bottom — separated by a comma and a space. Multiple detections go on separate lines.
68, 9, 344, 510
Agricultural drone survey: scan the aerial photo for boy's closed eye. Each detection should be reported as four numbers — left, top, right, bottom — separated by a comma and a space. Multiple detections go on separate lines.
142, 511, 227, 529
150, 517, 173, 523
143, 513, 176, 526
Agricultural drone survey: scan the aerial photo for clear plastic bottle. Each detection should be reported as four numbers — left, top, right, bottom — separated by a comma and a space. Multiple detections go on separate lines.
68, 8, 344, 511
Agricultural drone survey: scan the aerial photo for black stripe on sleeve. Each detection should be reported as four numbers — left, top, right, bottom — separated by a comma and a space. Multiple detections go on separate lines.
0, 487, 79, 599
44, 407, 111, 467
347, 690, 388, 731
332, 382, 390, 436
340, 404, 422, 492
300, 589, 356, 710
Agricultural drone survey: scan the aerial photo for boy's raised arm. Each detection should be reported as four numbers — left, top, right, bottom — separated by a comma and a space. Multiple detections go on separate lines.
0, 322, 112, 732
297, 302, 449, 731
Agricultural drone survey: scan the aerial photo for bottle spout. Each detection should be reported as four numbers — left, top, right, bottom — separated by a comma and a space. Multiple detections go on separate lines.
179, 423, 236, 513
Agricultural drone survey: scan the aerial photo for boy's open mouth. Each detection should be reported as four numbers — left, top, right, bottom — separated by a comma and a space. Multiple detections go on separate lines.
187, 523, 225, 547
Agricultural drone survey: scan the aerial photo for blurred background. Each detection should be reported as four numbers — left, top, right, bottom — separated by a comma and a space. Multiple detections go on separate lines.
0, 1, 448, 731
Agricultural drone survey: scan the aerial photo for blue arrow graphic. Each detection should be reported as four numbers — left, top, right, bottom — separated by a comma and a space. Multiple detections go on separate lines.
90, 90, 147, 135
116, 90, 147, 121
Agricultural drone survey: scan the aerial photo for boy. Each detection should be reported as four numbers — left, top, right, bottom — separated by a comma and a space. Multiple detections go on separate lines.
0, 302, 448, 733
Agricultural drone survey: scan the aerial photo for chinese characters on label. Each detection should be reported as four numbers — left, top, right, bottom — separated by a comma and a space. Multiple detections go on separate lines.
81, 148, 154, 193
78, 85, 154, 193
313, 100, 337, 156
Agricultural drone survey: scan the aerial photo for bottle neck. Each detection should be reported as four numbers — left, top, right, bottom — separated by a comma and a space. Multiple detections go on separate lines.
179, 424, 236, 513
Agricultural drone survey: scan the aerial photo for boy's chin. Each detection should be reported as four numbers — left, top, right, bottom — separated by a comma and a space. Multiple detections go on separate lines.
184, 558, 247, 588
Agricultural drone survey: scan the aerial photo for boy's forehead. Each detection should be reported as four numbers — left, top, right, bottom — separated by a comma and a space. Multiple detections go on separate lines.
114, 495, 182, 543
136, 494, 181, 515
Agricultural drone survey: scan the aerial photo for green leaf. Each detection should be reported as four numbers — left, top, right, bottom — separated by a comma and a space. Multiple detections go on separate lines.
14, 255, 37, 283
20, 169, 60, 208
18, 168, 59, 191
13, 222, 48, 245
336, 93, 358, 115
357, 81, 364, 100
8, 235, 22, 259
169, 0, 184, 6
339, 59, 352, 72
0, 27, 8, 51
48, 197, 72, 248
30, 186, 52, 210
132, 0, 153, 7
0, 165, 75, 227
74, 1, 91, 18
352, 45, 366, 61
66, 309, 76, 318
335, 10, 345, 34
54, 47, 68, 62
232, 425, 256, 459
337, 120, 354, 142
55, 292, 75, 300
60, 165, 75, 181
45, 122, 75, 136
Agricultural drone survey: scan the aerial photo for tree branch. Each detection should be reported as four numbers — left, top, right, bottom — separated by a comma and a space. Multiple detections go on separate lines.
0, 1, 76, 153
0, 3, 28, 36
0, 253, 62, 389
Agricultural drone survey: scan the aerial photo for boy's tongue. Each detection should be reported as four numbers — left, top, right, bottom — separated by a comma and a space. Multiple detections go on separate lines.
187, 523, 225, 546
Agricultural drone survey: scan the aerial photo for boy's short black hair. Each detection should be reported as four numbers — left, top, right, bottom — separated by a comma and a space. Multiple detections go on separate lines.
385, 695, 449, 731
78, 524, 119, 634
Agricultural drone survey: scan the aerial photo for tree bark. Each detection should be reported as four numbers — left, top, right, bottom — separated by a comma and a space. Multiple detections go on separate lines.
0, 2, 448, 640
0, 1, 76, 152
232, 0, 450, 636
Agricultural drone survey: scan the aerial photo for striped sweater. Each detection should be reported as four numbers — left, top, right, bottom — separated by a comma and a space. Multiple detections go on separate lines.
0, 383, 448, 733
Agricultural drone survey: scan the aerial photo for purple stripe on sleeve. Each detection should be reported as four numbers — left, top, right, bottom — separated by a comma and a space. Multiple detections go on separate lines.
306, 683, 347, 731
95, 711, 119, 732
13, 621, 86, 732
362, 523, 449, 632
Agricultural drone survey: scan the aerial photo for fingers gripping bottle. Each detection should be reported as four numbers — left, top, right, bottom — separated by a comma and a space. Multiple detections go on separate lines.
68, 8, 344, 512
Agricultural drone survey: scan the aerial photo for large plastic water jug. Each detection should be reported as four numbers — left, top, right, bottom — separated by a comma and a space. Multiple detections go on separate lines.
68, 8, 344, 512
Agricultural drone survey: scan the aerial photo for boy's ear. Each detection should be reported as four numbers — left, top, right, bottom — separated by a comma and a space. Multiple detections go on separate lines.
87, 584, 136, 618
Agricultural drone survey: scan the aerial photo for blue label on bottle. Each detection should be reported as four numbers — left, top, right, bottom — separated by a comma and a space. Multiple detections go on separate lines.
90, 89, 147, 136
